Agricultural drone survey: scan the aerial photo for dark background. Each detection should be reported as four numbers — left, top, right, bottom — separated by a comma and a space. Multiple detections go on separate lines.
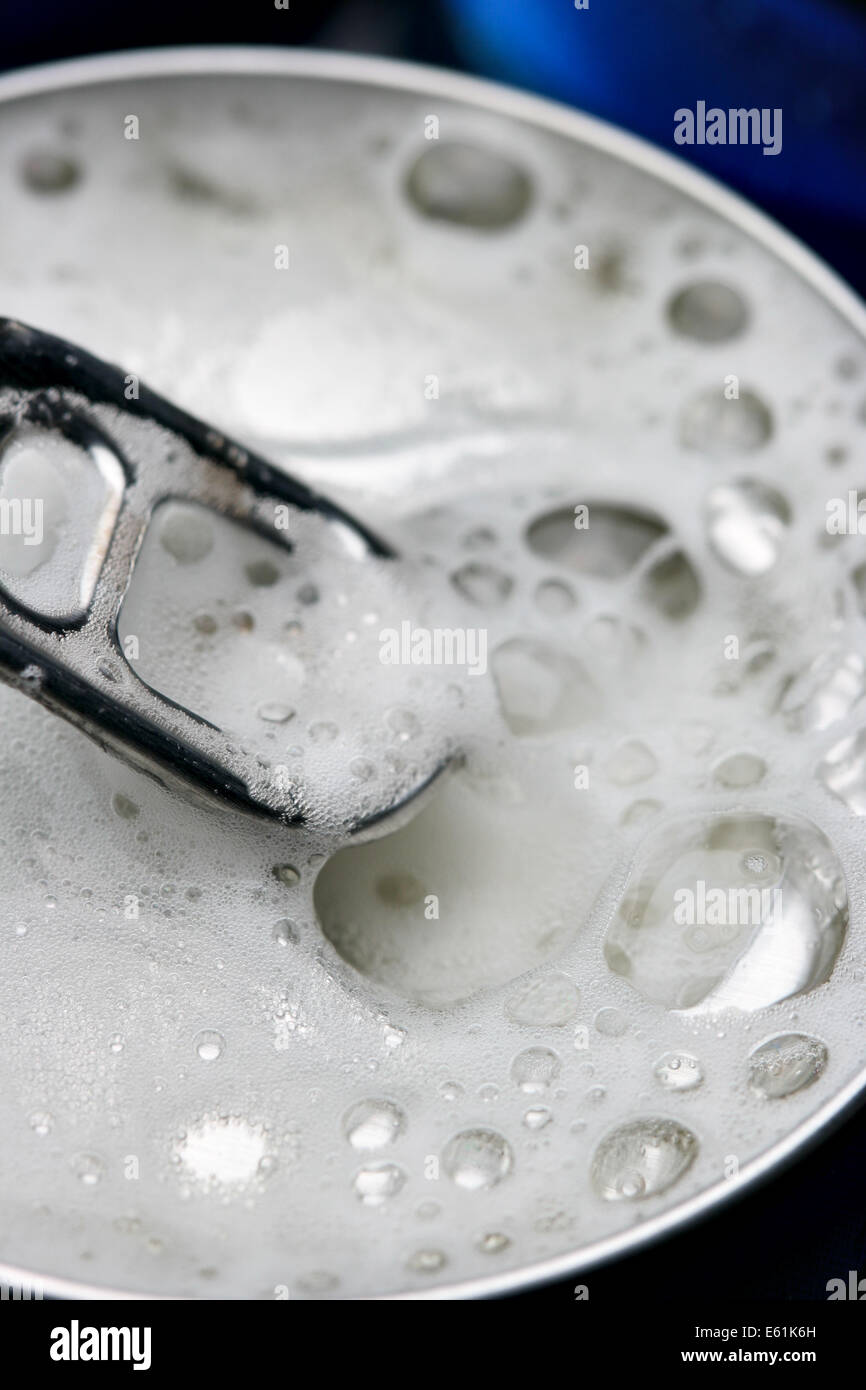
2, 0, 865, 1303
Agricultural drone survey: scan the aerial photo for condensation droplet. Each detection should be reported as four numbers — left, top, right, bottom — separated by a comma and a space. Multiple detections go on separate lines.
668, 281, 749, 343
451, 562, 514, 607
72, 1152, 106, 1187
705, 478, 790, 575
604, 812, 847, 1013
257, 702, 295, 724
510, 1047, 561, 1093
21, 150, 81, 194
272, 918, 299, 947
439, 1081, 463, 1102
594, 1007, 628, 1037
159, 509, 214, 564
405, 140, 531, 230
353, 1162, 407, 1206
747, 1033, 828, 1098
441, 1128, 513, 1190
273, 864, 300, 887
194, 1030, 225, 1062
526, 505, 665, 579
523, 1106, 552, 1131
653, 1052, 704, 1092
342, 1098, 406, 1151
407, 1248, 447, 1274
478, 1231, 511, 1255
713, 751, 767, 788
680, 387, 773, 454
245, 559, 280, 587
591, 1119, 698, 1201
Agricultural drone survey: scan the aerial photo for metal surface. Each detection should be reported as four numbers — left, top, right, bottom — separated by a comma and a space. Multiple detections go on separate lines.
0, 317, 396, 830
0, 46, 864, 1301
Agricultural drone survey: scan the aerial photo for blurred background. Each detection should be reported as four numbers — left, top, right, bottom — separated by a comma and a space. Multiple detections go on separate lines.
1, 0, 864, 1302
1, 0, 865, 291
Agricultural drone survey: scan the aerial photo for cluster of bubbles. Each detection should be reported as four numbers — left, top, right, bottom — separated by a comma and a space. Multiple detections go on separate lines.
1, 66, 864, 1301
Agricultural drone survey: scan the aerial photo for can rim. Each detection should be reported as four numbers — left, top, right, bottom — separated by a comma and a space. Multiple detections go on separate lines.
0, 43, 863, 1303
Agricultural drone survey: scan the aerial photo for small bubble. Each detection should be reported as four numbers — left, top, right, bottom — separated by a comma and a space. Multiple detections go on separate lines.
257, 702, 295, 724
477, 1231, 511, 1255
273, 864, 300, 887
405, 140, 531, 230
272, 918, 299, 947
245, 559, 280, 587
451, 562, 514, 607
442, 1128, 513, 1190
194, 1030, 225, 1062
705, 478, 790, 576
523, 1106, 552, 1131
594, 1007, 628, 1037
407, 1248, 447, 1274
439, 1081, 463, 1102
353, 1163, 406, 1206
654, 1052, 704, 1092
680, 387, 773, 454
668, 281, 749, 343
160, 510, 213, 564
591, 1119, 698, 1201
343, 1098, 406, 1151
21, 150, 81, 193
510, 1047, 561, 1093
29, 1111, 53, 1137
72, 1153, 106, 1187
713, 752, 767, 788
748, 1033, 828, 1098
